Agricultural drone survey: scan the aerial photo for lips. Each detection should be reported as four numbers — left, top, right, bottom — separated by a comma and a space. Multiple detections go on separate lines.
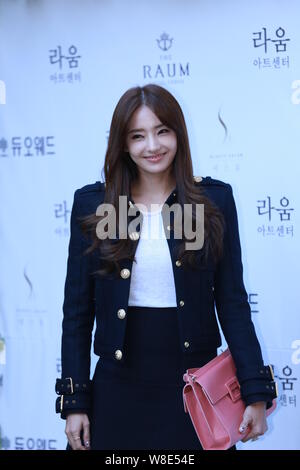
144, 152, 166, 158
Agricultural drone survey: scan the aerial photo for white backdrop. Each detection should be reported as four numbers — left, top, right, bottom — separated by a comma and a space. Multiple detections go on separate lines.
0, 0, 299, 450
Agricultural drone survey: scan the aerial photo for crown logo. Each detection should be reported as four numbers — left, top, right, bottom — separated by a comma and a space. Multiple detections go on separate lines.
157, 32, 173, 51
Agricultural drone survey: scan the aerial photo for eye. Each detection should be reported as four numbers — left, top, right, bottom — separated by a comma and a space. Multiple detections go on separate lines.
131, 128, 169, 140
132, 134, 143, 140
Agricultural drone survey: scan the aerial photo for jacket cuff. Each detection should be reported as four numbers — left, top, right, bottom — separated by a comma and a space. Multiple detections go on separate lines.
241, 379, 277, 397
240, 377, 278, 409
55, 377, 92, 420
236, 364, 274, 383
55, 392, 92, 420
243, 394, 273, 409
65, 409, 90, 416
55, 377, 92, 395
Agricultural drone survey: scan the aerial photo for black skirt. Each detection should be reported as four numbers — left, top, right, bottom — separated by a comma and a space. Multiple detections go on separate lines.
88, 306, 221, 450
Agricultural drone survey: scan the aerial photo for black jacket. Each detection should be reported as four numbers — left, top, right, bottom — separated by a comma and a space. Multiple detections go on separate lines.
55, 176, 277, 418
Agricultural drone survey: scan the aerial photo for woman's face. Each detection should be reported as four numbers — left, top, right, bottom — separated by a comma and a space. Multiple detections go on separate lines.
125, 105, 177, 176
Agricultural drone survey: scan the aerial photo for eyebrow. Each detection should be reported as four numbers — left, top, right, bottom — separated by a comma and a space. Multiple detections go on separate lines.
127, 124, 166, 134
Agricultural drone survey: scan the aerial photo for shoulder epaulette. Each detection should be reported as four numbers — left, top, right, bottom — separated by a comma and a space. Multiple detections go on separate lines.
195, 176, 229, 187
193, 175, 203, 183
77, 181, 105, 194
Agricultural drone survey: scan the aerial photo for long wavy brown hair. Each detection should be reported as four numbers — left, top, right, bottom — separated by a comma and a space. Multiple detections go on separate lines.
79, 83, 225, 277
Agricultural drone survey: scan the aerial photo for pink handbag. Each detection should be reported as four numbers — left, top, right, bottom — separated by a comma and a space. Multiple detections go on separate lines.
182, 349, 277, 450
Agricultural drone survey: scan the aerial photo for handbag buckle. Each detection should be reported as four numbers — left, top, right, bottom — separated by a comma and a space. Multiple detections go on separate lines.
226, 377, 241, 402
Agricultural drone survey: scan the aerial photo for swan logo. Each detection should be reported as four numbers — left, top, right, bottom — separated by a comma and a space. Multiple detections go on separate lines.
24, 266, 34, 300
218, 108, 229, 143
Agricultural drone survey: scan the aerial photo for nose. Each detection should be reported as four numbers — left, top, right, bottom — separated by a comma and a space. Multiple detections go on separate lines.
146, 133, 161, 153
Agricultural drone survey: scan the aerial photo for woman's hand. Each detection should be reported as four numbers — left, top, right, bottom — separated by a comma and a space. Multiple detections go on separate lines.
239, 401, 267, 443
65, 413, 91, 450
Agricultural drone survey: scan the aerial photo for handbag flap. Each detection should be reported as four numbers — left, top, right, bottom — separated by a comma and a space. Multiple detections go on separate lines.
188, 349, 240, 405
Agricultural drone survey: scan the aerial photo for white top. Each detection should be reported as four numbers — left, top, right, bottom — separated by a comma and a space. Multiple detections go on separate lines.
128, 204, 178, 307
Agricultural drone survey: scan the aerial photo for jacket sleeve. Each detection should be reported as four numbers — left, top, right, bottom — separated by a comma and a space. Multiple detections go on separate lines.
55, 189, 96, 419
214, 184, 277, 408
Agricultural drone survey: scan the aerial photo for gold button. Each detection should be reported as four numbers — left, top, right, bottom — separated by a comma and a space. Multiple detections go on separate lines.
129, 231, 139, 241
115, 349, 123, 360
120, 268, 130, 279
184, 341, 190, 348
117, 308, 126, 319
179, 300, 185, 307
194, 176, 203, 183
176, 260, 182, 267
212, 286, 215, 291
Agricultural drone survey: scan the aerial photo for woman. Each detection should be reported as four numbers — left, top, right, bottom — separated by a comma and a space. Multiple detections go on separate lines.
55, 84, 277, 450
